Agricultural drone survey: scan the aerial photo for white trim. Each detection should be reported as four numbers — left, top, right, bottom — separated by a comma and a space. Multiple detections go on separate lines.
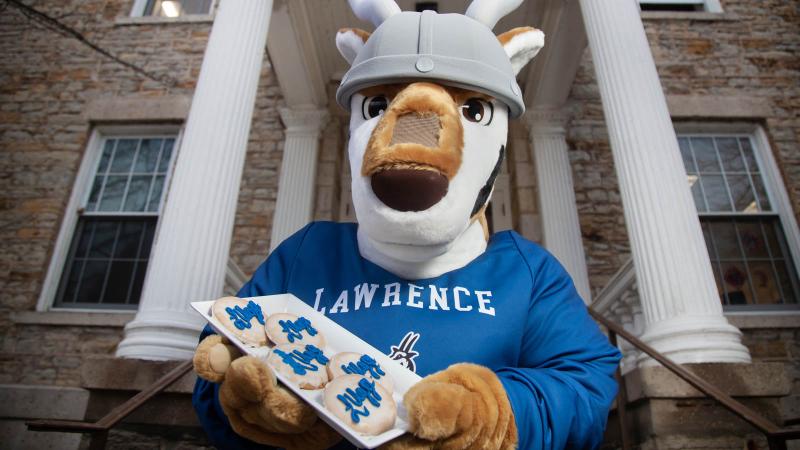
36, 125, 182, 313
674, 122, 800, 303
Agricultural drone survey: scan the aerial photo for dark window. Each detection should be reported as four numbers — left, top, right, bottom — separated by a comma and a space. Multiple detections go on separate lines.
144, 0, 212, 17
55, 136, 176, 309
415, 2, 438, 13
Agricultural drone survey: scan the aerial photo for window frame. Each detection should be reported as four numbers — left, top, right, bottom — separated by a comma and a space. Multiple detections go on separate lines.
638, 0, 723, 13
129, 0, 216, 18
37, 125, 182, 313
675, 122, 800, 311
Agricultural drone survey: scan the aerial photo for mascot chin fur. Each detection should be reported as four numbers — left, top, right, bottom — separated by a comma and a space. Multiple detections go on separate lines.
192, 1, 621, 449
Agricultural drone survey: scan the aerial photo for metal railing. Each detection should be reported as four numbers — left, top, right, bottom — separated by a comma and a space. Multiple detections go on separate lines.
589, 309, 800, 450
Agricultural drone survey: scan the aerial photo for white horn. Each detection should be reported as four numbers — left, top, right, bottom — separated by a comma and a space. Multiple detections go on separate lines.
348, 0, 401, 28
465, 0, 524, 30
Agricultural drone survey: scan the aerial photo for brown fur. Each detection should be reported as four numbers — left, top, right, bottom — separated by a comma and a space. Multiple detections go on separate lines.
362, 82, 465, 180
193, 336, 342, 449
380, 364, 517, 450
497, 26, 540, 46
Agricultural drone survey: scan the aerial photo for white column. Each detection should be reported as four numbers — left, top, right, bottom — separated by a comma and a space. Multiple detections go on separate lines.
526, 109, 592, 303
269, 108, 329, 251
579, 0, 750, 363
116, 0, 273, 360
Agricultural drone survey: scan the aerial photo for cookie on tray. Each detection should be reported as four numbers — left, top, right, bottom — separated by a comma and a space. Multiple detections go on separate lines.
266, 343, 330, 389
323, 374, 396, 436
265, 313, 325, 348
212, 297, 267, 346
327, 352, 394, 395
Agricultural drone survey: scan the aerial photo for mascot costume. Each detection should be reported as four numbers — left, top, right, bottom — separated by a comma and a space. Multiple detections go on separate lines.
192, 0, 621, 448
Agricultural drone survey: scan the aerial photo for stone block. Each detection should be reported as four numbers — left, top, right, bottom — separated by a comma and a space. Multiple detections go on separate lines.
80, 357, 195, 394
0, 384, 88, 420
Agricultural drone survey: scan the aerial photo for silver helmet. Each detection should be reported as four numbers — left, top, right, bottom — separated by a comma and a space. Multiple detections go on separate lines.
336, 0, 527, 118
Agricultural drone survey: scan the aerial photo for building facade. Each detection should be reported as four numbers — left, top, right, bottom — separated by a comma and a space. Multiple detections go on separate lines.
0, 0, 797, 448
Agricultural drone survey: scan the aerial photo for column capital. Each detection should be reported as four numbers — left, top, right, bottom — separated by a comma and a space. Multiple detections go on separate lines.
524, 108, 569, 137
279, 107, 329, 136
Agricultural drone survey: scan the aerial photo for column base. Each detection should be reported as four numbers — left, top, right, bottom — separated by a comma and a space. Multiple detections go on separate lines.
115, 310, 205, 361
637, 314, 751, 366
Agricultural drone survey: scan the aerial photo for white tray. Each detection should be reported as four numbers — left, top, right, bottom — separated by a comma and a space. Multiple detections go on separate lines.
191, 294, 421, 449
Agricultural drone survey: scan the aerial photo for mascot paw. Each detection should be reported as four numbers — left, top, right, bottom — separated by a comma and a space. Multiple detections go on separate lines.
193, 336, 341, 450
383, 363, 517, 450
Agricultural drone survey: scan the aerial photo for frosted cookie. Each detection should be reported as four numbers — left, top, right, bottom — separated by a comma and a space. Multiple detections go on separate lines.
212, 297, 267, 346
323, 374, 396, 436
265, 313, 325, 348
327, 352, 394, 395
266, 343, 330, 389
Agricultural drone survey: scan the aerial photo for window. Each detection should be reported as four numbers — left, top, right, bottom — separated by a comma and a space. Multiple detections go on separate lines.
639, 0, 722, 13
678, 131, 800, 308
46, 131, 178, 310
131, 0, 214, 18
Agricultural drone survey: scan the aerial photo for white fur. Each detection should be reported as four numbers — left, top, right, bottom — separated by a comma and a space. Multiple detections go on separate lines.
465, 0, 524, 30
348, 0, 401, 28
502, 29, 545, 75
348, 93, 509, 279
336, 29, 368, 65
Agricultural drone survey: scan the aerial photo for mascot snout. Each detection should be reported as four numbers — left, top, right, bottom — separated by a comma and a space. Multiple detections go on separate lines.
361, 82, 464, 212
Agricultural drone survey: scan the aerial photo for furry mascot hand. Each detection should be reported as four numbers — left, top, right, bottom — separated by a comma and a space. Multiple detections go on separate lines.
193, 335, 342, 450
382, 364, 516, 450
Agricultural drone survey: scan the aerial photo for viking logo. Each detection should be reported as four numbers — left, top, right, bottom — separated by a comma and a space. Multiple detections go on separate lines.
388, 331, 420, 373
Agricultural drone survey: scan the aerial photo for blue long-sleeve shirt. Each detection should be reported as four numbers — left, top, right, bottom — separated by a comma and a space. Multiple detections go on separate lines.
192, 222, 620, 449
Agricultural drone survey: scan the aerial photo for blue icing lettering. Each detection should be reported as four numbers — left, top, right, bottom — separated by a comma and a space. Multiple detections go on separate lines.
336, 377, 382, 424
279, 316, 318, 343
341, 354, 386, 379
273, 344, 329, 375
225, 300, 264, 330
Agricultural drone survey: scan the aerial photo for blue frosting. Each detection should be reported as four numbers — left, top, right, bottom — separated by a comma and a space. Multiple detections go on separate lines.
341, 354, 386, 379
225, 300, 264, 330
273, 344, 329, 375
336, 377, 382, 424
278, 316, 318, 343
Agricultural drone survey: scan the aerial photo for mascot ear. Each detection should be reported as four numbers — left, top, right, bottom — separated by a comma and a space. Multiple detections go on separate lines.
336, 28, 371, 65
497, 26, 545, 75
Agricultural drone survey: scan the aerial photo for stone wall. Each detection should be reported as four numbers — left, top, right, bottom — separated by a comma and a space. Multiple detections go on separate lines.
566, 0, 800, 295
0, 0, 284, 387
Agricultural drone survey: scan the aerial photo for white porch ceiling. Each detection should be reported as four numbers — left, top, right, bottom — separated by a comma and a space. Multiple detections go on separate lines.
267, 0, 586, 111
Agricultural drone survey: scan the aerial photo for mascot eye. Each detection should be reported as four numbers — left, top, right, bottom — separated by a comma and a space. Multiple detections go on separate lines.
461, 98, 493, 125
362, 96, 389, 119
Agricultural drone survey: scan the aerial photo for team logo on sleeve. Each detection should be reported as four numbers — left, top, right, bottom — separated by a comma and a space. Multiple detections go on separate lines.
388, 331, 420, 373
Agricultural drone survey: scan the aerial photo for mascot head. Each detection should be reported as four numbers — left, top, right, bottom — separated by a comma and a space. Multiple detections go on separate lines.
336, 0, 544, 279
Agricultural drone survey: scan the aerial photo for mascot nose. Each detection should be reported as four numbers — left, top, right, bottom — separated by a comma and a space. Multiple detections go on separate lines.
390, 113, 440, 147
371, 169, 448, 212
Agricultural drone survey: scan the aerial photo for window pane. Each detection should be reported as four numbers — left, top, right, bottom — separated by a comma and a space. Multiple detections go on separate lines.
86, 176, 104, 212
74, 221, 94, 258
110, 139, 137, 173
691, 138, 720, 172
123, 176, 152, 212
88, 221, 119, 258
748, 261, 782, 304
710, 261, 724, 303
690, 179, 706, 212
139, 221, 157, 259
147, 175, 165, 212
158, 139, 174, 173
709, 220, 741, 259
699, 174, 732, 211
98, 175, 127, 211
134, 139, 162, 173
720, 261, 754, 305
104, 261, 136, 303
679, 138, 696, 173
739, 138, 758, 170
128, 261, 149, 304
751, 174, 772, 211
727, 174, 757, 212
74, 260, 108, 303
98, 140, 114, 173
59, 262, 84, 304
774, 260, 798, 304
737, 221, 769, 258
182, 0, 212, 14
716, 137, 745, 172
114, 221, 146, 259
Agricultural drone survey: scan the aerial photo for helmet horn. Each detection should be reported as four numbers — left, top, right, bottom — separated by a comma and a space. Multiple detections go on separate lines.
465, 0, 524, 30
348, 0, 402, 28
